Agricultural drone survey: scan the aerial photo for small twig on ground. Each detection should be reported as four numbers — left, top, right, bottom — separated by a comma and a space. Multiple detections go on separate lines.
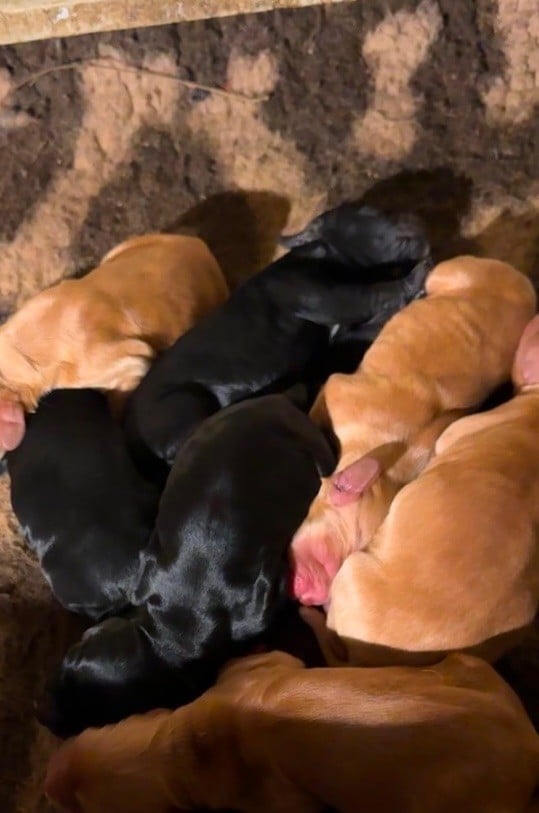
3, 57, 269, 105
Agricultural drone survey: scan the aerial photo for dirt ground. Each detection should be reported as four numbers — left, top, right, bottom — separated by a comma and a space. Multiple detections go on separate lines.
0, 1, 538, 810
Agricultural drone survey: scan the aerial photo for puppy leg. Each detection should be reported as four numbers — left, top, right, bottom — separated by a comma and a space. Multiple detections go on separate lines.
407, 409, 470, 470
93, 339, 155, 393
52, 339, 154, 395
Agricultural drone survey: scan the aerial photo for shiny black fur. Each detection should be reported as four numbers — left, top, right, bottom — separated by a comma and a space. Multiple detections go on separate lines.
38, 394, 336, 737
124, 205, 431, 479
7, 390, 159, 620
279, 202, 424, 268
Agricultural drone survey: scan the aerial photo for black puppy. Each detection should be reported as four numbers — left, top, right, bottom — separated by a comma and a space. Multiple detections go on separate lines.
280, 202, 422, 267
7, 389, 159, 620
284, 203, 430, 384
38, 393, 336, 737
125, 205, 431, 477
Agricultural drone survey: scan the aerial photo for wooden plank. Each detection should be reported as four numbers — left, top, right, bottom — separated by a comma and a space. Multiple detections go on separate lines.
0, 0, 350, 45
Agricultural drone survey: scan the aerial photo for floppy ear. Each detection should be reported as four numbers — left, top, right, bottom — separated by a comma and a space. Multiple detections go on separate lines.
512, 314, 539, 388
329, 441, 407, 506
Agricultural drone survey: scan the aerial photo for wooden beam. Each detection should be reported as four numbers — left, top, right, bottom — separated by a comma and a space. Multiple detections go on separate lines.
0, 0, 350, 46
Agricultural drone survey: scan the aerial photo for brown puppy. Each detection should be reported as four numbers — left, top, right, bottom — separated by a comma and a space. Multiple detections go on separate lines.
44, 650, 539, 813
309, 312, 539, 666
0, 233, 227, 453
290, 256, 536, 607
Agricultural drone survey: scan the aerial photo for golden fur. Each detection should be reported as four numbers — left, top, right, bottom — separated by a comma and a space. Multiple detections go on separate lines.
290, 256, 536, 607
44, 651, 539, 813
304, 313, 539, 666
0, 233, 228, 452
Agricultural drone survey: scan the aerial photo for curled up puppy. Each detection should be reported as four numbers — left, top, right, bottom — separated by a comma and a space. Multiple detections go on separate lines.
44, 651, 539, 813
7, 389, 159, 620
305, 311, 539, 667
290, 256, 537, 607
37, 393, 336, 737
0, 233, 228, 455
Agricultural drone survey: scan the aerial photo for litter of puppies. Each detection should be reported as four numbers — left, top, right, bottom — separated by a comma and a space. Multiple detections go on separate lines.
4, 201, 539, 812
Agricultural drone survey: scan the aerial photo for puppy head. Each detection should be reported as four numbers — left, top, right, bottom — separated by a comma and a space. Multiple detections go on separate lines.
280, 203, 429, 268
512, 313, 539, 389
37, 617, 161, 739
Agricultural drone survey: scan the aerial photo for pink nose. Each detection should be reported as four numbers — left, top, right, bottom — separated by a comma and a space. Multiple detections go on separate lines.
291, 570, 330, 607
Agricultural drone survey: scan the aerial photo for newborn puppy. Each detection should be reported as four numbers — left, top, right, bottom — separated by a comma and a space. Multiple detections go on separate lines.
38, 394, 336, 737
290, 256, 537, 607
44, 651, 539, 813
124, 205, 430, 475
281, 202, 423, 268
0, 233, 227, 455
7, 389, 159, 620
311, 311, 539, 665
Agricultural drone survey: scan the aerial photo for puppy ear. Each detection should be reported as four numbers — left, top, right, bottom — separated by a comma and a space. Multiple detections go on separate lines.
513, 314, 539, 388
0, 399, 25, 452
329, 441, 407, 506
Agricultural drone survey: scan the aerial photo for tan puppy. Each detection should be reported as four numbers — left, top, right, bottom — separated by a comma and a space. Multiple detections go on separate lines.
290, 256, 536, 607
0, 234, 228, 453
308, 312, 539, 666
44, 650, 539, 813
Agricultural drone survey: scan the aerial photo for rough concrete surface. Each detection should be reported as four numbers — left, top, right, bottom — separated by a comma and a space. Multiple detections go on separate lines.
0, 1, 537, 810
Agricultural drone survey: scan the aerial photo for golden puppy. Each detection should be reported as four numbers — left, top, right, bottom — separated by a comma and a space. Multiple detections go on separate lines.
0, 234, 227, 453
290, 256, 536, 607
44, 651, 539, 813
307, 312, 539, 667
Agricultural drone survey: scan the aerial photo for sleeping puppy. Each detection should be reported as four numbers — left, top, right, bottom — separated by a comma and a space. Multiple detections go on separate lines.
290, 256, 537, 607
37, 393, 336, 737
0, 233, 227, 456
280, 202, 423, 267
304, 312, 539, 667
6, 389, 159, 620
124, 204, 431, 476
284, 203, 433, 390
44, 651, 539, 813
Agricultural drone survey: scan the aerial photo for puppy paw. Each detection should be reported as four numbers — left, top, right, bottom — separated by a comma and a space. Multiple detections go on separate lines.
0, 399, 25, 452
